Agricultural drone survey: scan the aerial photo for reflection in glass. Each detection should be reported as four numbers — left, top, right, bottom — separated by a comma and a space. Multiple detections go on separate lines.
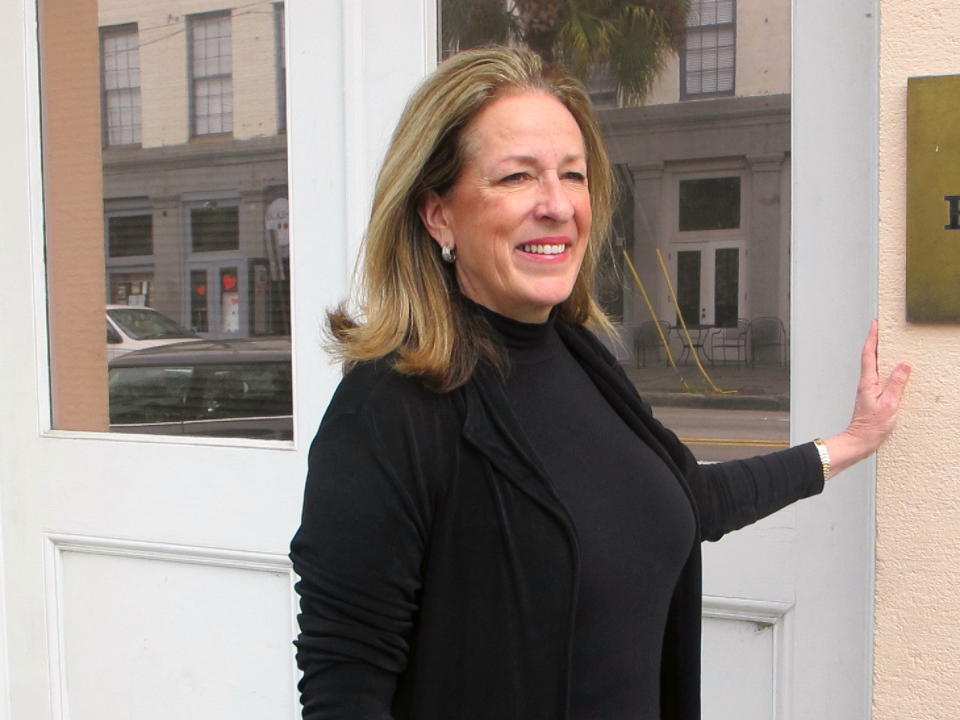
46, 0, 288, 438
108, 306, 195, 341
714, 247, 739, 328
100, 23, 141, 146
440, 0, 791, 461
679, 177, 740, 231
191, 205, 240, 253
107, 214, 152, 257
109, 349, 293, 441
682, 0, 736, 98
189, 12, 234, 136
220, 267, 241, 335
190, 269, 209, 333
676, 250, 701, 326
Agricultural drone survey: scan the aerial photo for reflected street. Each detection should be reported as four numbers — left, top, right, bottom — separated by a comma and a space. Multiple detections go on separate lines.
649, 406, 790, 463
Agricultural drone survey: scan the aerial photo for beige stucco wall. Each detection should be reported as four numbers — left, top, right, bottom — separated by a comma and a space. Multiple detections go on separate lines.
99, 0, 281, 145
645, 0, 789, 106
875, 2, 960, 718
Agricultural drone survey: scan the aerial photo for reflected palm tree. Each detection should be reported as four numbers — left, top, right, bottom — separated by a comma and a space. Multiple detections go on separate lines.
441, 0, 690, 106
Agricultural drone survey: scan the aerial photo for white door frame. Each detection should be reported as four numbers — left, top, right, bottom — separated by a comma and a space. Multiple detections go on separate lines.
789, 0, 880, 717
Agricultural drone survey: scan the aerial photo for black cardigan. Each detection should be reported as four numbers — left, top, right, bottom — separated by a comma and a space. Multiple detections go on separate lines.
290, 322, 825, 720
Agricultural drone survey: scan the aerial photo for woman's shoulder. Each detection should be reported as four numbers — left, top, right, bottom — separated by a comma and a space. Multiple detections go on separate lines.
321, 357, 463, 434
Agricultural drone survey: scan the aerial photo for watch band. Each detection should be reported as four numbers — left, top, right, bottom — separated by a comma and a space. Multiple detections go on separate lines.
813, 437, 831, 481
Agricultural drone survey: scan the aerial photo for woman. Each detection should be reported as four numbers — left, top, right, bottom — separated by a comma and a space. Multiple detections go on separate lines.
290, 47, 910, 720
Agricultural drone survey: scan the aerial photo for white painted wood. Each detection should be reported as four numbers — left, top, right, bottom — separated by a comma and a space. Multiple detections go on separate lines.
44, 535, 296, 720
703, 2, 880, 719
0, 1, 432, 718
0, 0, 877, 719
790, 2, 879, 718
702, 596, 794, 720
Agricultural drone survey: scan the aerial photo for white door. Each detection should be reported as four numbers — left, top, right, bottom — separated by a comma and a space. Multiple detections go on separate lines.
0, 2, 878, 720
0, 1, 434, 718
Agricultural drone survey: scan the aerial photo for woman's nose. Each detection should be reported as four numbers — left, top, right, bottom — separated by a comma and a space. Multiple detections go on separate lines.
534, 176, 575, 222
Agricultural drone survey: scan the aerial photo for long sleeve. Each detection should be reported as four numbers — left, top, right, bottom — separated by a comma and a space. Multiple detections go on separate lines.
615, 386, 825, 542
680, 439, 825, 542
291, 408, 429, 720
571, 324, 826, 543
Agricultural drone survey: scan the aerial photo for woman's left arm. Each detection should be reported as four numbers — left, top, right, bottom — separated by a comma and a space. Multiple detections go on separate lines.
681, 320, 910, 540
820, 319, 911, 479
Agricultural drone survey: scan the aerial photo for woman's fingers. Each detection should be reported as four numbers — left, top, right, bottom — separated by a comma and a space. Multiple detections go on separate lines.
880, 362, 911, 410
825, 323, 911, 477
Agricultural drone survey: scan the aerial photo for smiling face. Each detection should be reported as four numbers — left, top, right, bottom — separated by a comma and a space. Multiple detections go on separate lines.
419, 91, 592, 323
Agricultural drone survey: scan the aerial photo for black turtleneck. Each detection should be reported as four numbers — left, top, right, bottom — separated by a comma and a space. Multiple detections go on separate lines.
480, 305, 696, 720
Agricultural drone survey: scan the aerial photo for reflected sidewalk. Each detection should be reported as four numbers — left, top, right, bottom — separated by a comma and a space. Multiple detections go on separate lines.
621, 361, 790, 411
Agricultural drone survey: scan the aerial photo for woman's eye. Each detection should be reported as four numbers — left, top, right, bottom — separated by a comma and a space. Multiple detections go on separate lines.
501, 172, 530, 183
563, 171, 587, 182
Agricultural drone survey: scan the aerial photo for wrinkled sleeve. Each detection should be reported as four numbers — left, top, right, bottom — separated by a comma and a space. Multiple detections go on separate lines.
290, 409, 428, 719
684, 441, 825, 542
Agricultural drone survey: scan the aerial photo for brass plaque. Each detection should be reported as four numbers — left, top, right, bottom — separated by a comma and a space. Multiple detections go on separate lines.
907, 74, 960, 322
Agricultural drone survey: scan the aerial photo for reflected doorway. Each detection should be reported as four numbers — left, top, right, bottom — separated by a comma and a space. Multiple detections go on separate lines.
188, 263, 244, 339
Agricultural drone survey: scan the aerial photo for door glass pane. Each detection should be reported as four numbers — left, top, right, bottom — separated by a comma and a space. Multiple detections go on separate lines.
714, 247, 739, 328
219, 267, 240, 335
679, 177, 741, 231
191, 206, 240, 252
39, 0, 292, 441
677, 251, 702, 327
190, 269, 209, 333
439, 0, 791, 461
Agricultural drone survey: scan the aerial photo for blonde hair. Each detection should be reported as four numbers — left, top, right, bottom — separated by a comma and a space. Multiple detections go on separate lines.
328, 46, 616, 392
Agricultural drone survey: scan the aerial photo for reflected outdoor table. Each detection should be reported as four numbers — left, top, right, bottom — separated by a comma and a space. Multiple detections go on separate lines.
671, 324, 714, 366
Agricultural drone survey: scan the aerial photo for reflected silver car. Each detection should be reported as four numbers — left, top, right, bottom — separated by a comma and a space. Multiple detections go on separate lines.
108, 338, 292, 440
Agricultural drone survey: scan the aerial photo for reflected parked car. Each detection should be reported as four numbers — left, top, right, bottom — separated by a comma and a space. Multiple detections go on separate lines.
106, 305, 200, 361
108, 338, 292, 440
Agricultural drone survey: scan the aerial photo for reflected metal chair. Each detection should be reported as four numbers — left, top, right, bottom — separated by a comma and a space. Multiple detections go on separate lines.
709, 319, 749, 366
634, 320, 671, 367
675, 324, 711, 366
749, 316, 787, 367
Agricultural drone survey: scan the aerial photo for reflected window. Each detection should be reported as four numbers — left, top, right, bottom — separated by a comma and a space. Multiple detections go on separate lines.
189, 11, 233, 136
191, 204, 239, 252
679, 177, 740, 231
109, 271, 153, 306
101, 23, 141, 146
714, 247, 739, 327
683, 0, 736, 99
108, 214, 152, 257
275, 3, 286, 132
105, 202, 154, 306
44, 0, 291, 439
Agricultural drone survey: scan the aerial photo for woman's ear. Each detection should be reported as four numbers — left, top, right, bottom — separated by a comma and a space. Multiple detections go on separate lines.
418, 189, 452, 249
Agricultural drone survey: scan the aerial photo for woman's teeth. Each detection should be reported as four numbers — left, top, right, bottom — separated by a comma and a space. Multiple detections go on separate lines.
519, 243, 565, 255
